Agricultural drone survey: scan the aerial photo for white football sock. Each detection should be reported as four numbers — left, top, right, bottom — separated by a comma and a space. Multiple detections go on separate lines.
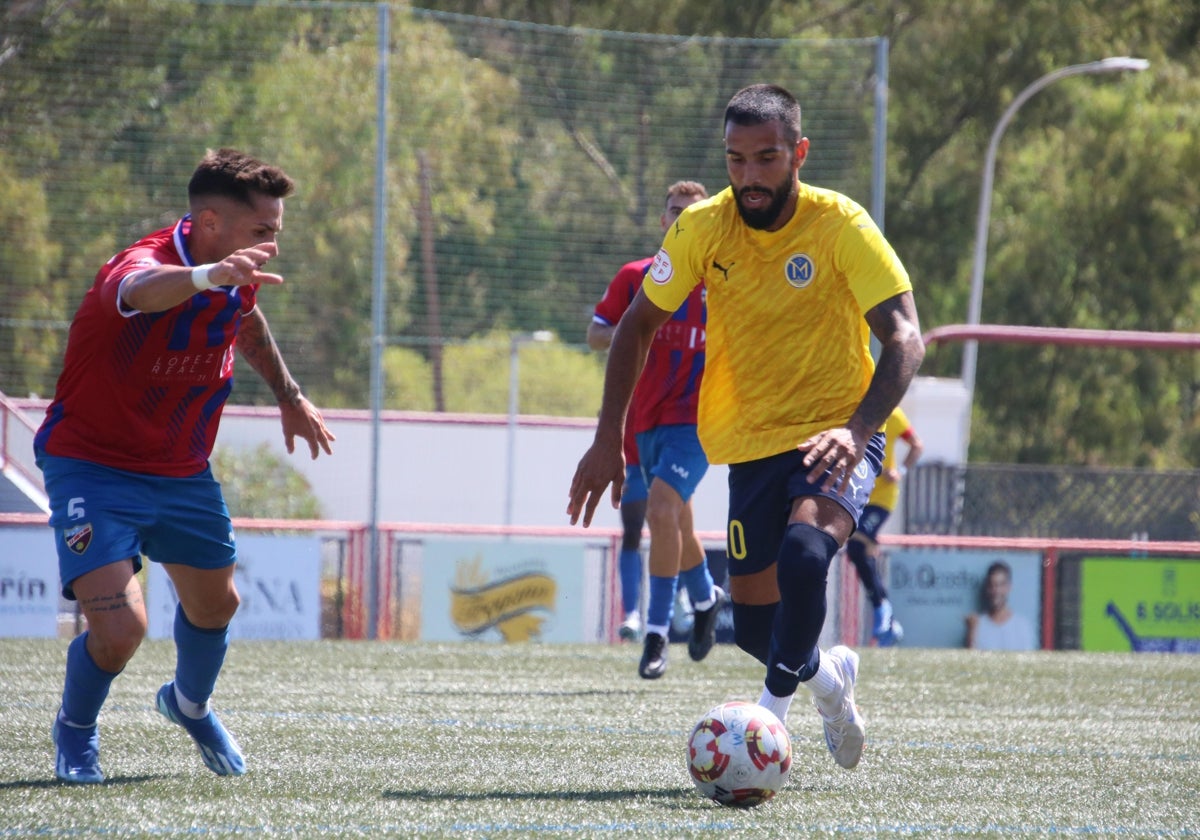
757, 688, 794, 724
805, 650, 845, 717
174, 684, 210, 720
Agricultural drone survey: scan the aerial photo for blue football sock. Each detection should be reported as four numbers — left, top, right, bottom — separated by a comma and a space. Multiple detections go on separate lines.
679, 563, 715, 607
61, 632, 119, 727
618, 548, 643, 615
173, 604, 230, 709
646, 575, 678, 630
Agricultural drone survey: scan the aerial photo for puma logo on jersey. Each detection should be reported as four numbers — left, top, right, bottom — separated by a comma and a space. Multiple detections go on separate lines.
712, 259, 734, 282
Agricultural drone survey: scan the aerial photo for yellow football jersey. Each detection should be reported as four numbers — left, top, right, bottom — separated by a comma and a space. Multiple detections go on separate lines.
869, 406, 914, 511
644, 183, 911, 464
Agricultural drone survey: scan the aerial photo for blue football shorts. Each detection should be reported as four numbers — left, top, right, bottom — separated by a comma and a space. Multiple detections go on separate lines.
725, 432, 885, 580
36, 453, 236, 600
635, 423, 709, 503
622, 463, 649, 504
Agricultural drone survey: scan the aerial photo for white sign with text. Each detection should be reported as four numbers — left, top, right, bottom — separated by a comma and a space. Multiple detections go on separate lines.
148, 534, 321, 640
0, 529, 58, 638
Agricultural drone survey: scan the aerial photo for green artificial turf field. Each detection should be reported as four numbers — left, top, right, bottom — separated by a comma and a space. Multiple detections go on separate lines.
1, 639, 1196, 838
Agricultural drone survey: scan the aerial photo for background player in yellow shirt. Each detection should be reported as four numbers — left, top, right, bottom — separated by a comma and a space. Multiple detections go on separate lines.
568, 84, 925, 772
846, 406, 924, 646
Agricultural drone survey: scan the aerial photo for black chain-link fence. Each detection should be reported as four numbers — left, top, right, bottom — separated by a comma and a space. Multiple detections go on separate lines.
905, 462, 1200, 540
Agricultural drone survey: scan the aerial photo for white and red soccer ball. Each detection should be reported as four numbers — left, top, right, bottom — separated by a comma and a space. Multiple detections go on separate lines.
686, 701, 792, 807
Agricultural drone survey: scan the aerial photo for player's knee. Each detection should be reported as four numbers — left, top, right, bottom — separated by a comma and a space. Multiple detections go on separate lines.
85, 614, 147, 671
182, 588, 241, 628
777, 523, 840, 592
210, 588, 241, 625
732, 602, 776, 665
644, 497, 682, 535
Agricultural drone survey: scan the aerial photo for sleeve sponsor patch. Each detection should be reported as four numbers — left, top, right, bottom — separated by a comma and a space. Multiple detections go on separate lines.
649, 248, 673, 284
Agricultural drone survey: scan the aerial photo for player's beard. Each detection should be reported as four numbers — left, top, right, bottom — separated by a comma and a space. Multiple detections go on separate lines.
733, 176, 796, 230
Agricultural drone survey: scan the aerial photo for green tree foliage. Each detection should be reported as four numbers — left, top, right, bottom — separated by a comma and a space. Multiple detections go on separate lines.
384, 333, 605, 414
3, 0, 1199, 470
211, 443, 324, 519
383, 346, 436, 411
971, 76, 1200, 466
856, 1, 1199, 467
438, 330, 603, 415
366, 0, 1200, 467
153, 7, 524, 408
0, 159, 61, 398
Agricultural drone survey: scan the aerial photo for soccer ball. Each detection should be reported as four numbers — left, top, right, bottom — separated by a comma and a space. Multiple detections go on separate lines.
686, 701, 792, 807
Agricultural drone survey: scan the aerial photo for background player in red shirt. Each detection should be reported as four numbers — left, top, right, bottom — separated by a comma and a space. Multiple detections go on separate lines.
588, 180, 724, 678
35, 148, 335, 783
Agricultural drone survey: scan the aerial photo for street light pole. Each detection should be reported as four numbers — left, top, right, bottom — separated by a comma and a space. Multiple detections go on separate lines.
505, 330, 553, 527
960, 56, 1149, 456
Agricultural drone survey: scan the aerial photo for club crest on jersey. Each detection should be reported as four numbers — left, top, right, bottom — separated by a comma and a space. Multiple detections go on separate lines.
785, 254, 815, 289
64, 524, 93, 555
649, 248, 674, 284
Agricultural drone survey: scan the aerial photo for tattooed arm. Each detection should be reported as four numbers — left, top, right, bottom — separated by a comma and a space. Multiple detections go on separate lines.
237, 308, 335, 459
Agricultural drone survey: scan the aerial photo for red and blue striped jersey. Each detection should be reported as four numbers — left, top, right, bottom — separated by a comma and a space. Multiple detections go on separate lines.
35, 217, 258, 476
592, 256, 706, 440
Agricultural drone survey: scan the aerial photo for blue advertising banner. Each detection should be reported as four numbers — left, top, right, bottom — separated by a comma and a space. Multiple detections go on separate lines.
887, 549, 1041, 649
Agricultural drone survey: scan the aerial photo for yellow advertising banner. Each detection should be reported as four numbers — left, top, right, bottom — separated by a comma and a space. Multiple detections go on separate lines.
420, 539, 598, 642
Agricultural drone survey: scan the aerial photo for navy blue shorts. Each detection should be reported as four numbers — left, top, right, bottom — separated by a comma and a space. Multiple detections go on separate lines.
855, 503, 891, 542
622, 464, 648, 504
725, 432, 884, 580
635, 424, 709, 502
37, 453, 236, 600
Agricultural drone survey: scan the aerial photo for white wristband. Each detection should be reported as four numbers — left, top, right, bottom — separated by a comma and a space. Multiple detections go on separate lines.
191, 264, 216, 291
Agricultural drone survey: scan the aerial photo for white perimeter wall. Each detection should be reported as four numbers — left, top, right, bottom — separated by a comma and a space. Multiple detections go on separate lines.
217, 376, 968, 537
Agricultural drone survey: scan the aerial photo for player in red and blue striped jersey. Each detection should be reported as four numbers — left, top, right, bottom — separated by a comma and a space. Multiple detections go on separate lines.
35, 148, 335, 783
588, 180, 724, 679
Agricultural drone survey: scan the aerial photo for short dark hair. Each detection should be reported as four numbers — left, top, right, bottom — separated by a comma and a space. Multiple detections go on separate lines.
724, 84, 802, 144
188, 148, 295, 207
985, 560, 1012, 581
666, 180, 708, 204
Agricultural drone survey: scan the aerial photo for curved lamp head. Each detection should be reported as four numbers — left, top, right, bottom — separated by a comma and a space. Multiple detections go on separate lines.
1092, 56, 1150, 73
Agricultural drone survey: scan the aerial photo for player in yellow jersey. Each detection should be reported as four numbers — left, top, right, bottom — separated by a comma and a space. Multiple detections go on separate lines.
567, 84, 925, 772
846, 406, 924, 646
